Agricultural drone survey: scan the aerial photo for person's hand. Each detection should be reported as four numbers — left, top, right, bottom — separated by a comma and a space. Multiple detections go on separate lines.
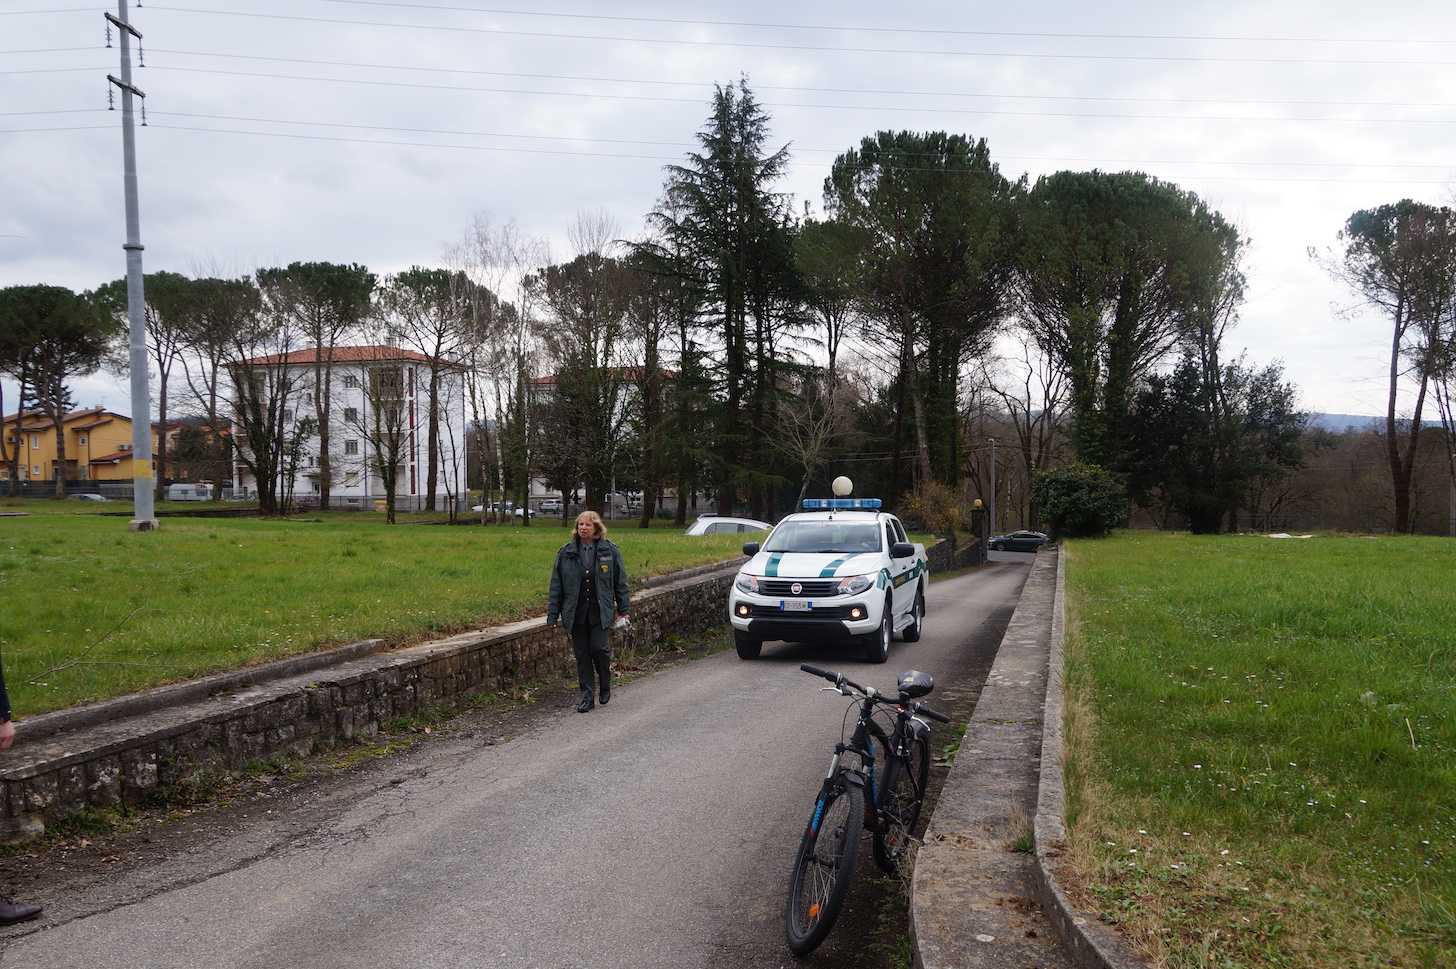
0, 720, 15, 751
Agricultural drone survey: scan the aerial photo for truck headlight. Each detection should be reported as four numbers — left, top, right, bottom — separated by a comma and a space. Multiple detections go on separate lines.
836, 573, 875, 596
735, 573, 761, 594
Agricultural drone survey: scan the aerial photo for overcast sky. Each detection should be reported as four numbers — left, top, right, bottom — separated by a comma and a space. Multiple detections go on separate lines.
5, 0, 1456, 418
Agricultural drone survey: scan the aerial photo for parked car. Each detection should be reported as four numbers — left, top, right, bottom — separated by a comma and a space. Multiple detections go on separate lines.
685, 515, 772, 536
167, 483, 212, 501
539, 498, 564, 515
470, 501, 535, 518
988, 530, 1048, 552
71, 493, 108, 502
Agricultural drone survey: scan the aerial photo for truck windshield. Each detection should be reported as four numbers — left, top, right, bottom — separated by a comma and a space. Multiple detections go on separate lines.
763, 521, 881, 554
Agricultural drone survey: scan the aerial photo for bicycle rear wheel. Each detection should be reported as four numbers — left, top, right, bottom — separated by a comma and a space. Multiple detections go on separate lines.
785, 775, 865, 955
873, 732, 930, 873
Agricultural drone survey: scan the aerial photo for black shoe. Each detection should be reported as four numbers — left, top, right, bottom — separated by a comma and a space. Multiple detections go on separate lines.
577, 692, 595, 713
0, 897, 41, 926
599, 687, 611, 705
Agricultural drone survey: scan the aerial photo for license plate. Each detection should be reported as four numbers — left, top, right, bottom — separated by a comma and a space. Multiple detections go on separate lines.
781, 600, 812, 612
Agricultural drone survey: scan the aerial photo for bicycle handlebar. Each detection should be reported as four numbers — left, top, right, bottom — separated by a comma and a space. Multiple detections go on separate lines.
916, 705, 951, 724
799, 664, 950, 723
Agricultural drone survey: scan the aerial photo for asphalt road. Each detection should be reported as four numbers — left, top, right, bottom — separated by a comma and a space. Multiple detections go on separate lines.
2, 564, 1033, 969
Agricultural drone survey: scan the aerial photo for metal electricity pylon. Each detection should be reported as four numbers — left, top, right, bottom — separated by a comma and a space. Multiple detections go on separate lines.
106, 0, 158, 530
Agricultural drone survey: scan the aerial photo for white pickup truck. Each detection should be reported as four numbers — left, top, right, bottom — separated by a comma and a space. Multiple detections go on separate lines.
726, 498, 929, 663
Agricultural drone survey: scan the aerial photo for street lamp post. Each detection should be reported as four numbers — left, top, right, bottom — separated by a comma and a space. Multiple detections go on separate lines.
972, 498, 987, 564
988, 437, 996, 537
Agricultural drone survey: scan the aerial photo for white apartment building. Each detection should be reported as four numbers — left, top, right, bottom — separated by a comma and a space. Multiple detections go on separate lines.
232, 345, 466, 511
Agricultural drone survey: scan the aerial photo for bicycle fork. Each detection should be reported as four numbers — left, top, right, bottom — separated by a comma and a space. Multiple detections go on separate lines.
807, 743, 875, 838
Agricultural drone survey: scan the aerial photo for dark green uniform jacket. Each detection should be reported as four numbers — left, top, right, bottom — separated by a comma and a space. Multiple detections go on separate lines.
547, 537, 630, 627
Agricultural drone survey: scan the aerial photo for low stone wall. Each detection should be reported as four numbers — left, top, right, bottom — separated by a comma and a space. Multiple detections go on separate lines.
2, 540, 989, 841
0, 561, 740, 841
925, 536, 982, 573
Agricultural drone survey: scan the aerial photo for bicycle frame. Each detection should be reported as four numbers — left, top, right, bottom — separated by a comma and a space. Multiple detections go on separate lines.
787, 663, 949, 956
807, 680, 936, 835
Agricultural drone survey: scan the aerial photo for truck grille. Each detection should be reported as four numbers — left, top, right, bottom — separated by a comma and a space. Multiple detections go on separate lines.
759, 579, 839, 597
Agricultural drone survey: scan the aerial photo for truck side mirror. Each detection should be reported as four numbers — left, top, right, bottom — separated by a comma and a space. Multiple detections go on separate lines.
743, 541, 760, 556
890, 542, 915, 559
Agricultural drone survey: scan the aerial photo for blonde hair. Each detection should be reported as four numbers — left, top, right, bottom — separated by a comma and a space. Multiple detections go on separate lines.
575, 510, 606, 540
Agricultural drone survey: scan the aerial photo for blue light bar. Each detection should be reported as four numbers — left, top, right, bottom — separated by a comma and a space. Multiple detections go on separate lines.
801, 498, 882, 510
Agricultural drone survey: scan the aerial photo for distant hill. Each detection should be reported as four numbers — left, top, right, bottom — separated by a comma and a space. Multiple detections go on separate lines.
1308, 413, 1381, 433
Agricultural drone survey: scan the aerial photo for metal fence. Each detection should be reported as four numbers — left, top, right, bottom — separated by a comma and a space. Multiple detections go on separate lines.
3, 481, 135, 500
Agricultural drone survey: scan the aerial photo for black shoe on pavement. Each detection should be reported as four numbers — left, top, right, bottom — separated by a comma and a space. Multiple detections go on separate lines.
0, 897, 42, 926
577, 692, 595, 713
599, 687, 611, 705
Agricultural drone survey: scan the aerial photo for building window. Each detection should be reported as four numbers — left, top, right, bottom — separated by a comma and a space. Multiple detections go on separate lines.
344, 439, 359, 456
371, 365, 403, 401
30, 435, 39, 449
345, 472, 360, 487
282, 409, 294, 422
344, 407, 358, 423
343, 374, 360, 389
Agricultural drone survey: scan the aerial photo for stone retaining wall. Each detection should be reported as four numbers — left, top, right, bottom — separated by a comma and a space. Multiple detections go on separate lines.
0, 561, 739, 841
3, 539, 966, 841
925, 535, 982, 573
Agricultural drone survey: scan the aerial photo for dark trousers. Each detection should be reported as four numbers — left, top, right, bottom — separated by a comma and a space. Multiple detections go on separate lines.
571, 620, 611, 696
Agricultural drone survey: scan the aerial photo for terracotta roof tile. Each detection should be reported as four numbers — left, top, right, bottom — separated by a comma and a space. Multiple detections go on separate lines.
237, 345, 450, 366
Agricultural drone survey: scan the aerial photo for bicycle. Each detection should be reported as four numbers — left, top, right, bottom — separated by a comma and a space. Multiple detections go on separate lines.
784, 663, 951, 956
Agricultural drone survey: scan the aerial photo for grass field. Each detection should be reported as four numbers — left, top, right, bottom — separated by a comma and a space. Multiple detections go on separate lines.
0, 504, 746, 718
1063, 531, 1456, 969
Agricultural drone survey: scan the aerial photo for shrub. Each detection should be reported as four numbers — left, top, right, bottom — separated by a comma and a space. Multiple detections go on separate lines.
1031, 463, 1126, 539
900, 480, 962, 538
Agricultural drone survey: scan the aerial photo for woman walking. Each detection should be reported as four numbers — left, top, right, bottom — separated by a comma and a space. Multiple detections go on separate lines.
546, 510, 631, 713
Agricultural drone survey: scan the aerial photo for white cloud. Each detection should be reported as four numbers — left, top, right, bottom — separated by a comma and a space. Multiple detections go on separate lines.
6, 0, 1456, 417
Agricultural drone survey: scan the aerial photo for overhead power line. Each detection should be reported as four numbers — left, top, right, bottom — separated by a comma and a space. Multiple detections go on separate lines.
312, 0, 1456, 47
140, 65, 1456, 126
141, 6, 1456, 66
9, 107, 1452, 184
138, 47, 1456, 112
124, 119, 1456, 185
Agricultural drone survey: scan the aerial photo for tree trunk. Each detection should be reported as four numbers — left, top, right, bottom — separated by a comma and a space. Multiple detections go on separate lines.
425, 366, 441, 512
1386, 299, 1415, 534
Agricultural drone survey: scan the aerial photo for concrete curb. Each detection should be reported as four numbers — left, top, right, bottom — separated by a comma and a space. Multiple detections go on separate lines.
909, 548, 1147, 969
1031, 550, 1146, 968
16, 639, 390, 743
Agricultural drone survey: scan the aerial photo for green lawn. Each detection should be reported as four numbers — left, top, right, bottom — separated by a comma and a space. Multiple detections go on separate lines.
1064, 531, 1455, 968
0, 506, 746, 718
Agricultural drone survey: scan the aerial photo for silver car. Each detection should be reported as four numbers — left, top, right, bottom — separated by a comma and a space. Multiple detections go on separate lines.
685, 515, 772, 536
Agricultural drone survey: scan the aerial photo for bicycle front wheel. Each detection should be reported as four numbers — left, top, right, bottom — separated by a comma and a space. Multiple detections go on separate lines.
785, 775, 865, 955
873, 732, 930, 873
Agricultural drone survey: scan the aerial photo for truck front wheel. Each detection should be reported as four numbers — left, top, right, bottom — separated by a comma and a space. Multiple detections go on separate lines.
900, 586, 925, 642
863, 600, 891, 664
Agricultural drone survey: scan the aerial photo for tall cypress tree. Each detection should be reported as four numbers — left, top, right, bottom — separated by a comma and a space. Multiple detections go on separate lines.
649, 79, 800, 518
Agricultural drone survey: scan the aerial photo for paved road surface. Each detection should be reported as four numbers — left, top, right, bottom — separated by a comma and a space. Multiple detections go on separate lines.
3, 565, 1032, 969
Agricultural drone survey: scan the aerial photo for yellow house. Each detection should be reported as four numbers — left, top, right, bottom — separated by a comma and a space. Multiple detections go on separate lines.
1, 408, 157, 484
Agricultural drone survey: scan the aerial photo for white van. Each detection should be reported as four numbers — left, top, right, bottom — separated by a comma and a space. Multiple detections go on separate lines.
167, 483, 212, 501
